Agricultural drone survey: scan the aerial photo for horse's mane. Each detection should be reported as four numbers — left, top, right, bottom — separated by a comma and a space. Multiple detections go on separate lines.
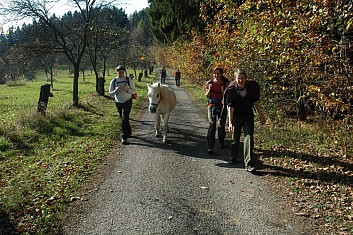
150, 82, 166, 88
150, 82, 169, 94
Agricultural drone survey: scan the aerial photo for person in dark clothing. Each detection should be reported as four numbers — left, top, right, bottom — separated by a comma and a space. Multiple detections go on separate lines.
223, 69, 266, 172
160, 67, 167, 84
205, 67, 229, 154
175, 69, 181, 86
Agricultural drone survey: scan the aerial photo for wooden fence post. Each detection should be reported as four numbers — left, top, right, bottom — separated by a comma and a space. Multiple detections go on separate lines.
37, 84, 53, 116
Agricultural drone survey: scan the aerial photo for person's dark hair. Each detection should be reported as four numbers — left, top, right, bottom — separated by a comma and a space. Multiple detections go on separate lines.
116, 65, 126, 72
213, 66, 223, 74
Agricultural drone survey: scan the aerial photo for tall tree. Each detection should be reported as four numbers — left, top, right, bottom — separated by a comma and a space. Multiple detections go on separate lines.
86, 6, 129, 95
130, 9, 153, 47
147, 0, 204, 44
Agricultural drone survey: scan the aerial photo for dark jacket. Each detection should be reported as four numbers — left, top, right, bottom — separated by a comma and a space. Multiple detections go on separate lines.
223, 80, 260, 118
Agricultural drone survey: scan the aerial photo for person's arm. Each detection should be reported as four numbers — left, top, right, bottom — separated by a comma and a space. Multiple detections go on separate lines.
205, 82, 212, 98
109, 79, 117, 97
254, 101, 266, 125
228, 106, 234, 133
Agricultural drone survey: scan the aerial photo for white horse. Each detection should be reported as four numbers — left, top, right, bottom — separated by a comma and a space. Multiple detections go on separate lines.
147, 82, 176, 143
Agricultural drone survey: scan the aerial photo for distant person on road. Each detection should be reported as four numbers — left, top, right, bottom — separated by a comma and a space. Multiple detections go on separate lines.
174, 69, 181, 87
223, 69, 266, 172
160, 67, 167, 84
205, 66, 229, 154
109, 65, 136, 145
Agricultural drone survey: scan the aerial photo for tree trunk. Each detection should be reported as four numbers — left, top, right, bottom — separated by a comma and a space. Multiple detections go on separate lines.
50, 68, 54, 88
102, 57, 107, 78
73, 64, 80, 107
82, 70, 85, 82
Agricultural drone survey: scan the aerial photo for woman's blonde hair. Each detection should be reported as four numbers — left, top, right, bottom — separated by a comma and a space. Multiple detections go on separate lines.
234, 69, 247, 78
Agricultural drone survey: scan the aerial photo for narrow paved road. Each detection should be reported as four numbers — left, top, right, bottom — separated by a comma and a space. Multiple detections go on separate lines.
60, 74, 311, 234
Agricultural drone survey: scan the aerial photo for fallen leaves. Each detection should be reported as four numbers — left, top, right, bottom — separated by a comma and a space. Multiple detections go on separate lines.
261, 150, 353, 233
295, 212, 310, 217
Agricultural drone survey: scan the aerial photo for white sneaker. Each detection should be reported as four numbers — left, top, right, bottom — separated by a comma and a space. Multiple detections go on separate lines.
121, 139, 129, 145
246, 165, 255, 172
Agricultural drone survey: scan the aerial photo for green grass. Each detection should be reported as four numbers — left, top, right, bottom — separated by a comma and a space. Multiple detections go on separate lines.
0, 68, 155, 234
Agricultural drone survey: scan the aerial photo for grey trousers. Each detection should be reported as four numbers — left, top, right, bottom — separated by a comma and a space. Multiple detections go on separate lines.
230, 115, 255, 167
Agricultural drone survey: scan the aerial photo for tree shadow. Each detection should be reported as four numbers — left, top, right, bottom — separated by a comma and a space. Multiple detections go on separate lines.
252, 148, 353, 186
127, 117, 239, 165
76, 102, 104, 117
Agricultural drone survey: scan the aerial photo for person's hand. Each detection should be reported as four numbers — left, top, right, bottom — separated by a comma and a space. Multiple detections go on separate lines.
228, 124, 234, 133
125, 85, 129, 92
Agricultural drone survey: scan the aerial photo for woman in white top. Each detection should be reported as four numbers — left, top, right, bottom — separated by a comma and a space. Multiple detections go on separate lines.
109, 65, 136, 145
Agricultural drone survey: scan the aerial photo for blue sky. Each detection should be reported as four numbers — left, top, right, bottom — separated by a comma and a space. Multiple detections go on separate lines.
123, 0, 149, 15
49, 0, 149, 16
0, 0, 149, 32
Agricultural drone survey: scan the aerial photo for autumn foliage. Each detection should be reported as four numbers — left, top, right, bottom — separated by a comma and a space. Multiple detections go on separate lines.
157, 0, 353, 155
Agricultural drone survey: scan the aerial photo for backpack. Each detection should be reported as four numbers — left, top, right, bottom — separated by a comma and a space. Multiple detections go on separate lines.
114, 77, 137, 99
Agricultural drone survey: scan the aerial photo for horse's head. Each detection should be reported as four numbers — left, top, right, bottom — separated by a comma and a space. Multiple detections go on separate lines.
147, 82, 162, 113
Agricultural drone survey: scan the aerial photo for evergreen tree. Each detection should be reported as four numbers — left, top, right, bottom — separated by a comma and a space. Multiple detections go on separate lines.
147, 0, 204, 44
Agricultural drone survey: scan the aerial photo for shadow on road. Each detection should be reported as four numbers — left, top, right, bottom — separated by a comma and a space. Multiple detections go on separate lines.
252, 148, 353, 186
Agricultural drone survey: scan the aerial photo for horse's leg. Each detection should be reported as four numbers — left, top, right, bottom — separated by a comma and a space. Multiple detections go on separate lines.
162, 112, 171, 143
155, 113, 161, 137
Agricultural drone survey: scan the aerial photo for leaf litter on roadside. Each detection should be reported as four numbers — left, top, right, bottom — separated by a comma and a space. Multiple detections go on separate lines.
260, 147, 353, 233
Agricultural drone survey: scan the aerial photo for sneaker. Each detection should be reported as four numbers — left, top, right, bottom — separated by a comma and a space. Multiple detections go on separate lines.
121, 139, 129, 145
246, 165, 255, 172
207, 148, 214, 154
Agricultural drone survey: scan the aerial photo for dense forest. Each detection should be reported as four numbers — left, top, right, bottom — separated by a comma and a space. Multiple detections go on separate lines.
1, 0, 352, 152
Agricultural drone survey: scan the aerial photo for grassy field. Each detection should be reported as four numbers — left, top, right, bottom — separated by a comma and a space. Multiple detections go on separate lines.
0, 68, 155, 234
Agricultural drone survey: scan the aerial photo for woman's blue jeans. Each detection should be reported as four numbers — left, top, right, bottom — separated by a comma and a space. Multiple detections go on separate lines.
207, 105, 227, 149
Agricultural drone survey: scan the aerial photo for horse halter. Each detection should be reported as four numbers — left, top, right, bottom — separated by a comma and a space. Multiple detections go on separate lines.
150, 91, 163, 108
